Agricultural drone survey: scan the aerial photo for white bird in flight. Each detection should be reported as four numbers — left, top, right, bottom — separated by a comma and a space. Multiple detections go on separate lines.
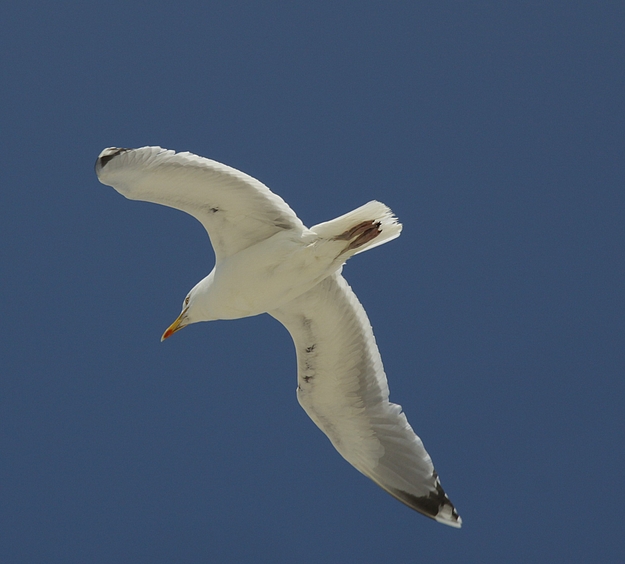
95, 146, 461, 527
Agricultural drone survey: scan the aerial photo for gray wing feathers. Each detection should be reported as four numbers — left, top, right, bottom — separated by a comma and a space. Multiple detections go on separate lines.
270, 273, 461, 527
96, 146, 304, 259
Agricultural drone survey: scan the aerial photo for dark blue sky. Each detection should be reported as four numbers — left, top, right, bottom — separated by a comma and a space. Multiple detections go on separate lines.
1, 1, 624, 562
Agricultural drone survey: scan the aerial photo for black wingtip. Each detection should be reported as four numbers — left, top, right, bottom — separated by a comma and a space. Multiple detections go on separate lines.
95, 147, 130, 175
388, 472, 461, 528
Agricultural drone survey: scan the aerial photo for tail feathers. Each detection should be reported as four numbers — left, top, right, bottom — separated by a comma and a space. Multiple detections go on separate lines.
311, 201, 402, 255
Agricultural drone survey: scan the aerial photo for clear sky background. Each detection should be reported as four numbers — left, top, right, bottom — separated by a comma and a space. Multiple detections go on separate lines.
1, 1, 623, 562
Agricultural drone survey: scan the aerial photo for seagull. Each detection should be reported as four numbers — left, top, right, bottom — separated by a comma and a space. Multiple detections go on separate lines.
95, 146, 461, 527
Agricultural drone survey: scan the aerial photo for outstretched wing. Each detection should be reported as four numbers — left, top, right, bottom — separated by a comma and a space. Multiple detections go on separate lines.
95, 147, 305, 260
269, 272, 461, 527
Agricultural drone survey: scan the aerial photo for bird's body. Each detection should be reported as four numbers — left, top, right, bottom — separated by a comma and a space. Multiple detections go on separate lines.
189, 221, 358, 320
95, 146, 461, 527
188, 229, 325, 320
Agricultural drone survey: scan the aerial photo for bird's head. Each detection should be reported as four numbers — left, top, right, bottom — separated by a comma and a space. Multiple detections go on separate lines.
161, 273, 215, 341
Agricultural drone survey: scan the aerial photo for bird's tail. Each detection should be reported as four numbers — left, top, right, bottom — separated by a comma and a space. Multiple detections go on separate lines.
310, 201, 402, 256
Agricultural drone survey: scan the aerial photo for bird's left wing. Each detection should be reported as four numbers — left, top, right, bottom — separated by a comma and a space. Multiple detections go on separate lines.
269, 272, 461, 527
95, 147, 305, 260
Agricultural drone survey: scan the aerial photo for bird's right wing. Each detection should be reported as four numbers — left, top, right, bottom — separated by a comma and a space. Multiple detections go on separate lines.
269, 272, 461, 527
95, 147, 305, 261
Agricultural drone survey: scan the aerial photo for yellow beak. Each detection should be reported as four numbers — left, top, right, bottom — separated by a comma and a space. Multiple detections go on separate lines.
161, 307, 189, 341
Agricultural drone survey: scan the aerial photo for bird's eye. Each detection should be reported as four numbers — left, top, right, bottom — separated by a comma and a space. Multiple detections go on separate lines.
184, 296, 190, 306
